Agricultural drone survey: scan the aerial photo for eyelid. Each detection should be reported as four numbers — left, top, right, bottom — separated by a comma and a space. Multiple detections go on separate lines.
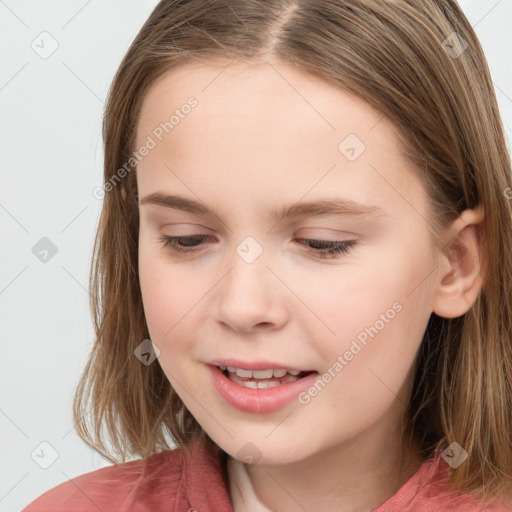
158, 222, 215, 233
158, 223, 358, 237
296, 227, 360, 238
158, 234, 358, 259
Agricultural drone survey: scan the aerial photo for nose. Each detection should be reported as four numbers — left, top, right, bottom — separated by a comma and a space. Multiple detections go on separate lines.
214, 247, 288, 333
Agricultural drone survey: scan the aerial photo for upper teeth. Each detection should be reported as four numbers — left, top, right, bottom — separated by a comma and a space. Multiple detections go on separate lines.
219, 366, 301, 378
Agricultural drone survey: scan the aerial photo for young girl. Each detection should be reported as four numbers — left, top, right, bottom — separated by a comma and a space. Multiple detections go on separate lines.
23, 0, 512, 510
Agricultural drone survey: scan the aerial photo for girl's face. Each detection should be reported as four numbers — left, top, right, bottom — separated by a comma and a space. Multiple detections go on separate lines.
136, 59, 440, 464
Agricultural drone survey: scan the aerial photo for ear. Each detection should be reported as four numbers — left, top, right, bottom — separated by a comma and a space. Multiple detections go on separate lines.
432, 205, 485, 319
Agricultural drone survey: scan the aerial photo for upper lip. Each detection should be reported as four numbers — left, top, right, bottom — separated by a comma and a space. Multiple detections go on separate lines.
209, 358, 314, 372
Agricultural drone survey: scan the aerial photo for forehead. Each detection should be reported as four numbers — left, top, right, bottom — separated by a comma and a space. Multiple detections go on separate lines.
135, 59, 427, 221
137, 59, 388, 143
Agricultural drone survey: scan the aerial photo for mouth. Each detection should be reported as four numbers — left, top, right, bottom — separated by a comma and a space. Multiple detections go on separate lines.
215, 365, 317, 389
208, 362, 321, 413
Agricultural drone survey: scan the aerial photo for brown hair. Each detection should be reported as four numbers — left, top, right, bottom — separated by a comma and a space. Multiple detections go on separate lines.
73, 0, 512, 502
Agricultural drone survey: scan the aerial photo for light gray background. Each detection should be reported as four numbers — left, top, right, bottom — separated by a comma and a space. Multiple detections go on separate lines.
1, 1, 511, 510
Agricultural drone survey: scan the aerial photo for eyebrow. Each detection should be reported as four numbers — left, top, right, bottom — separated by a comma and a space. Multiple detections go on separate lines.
138, 192, 385, 221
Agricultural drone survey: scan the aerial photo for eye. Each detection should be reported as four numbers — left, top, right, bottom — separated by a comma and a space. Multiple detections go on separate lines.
158, 235, 356, 259
295, 238, 356, 259
159, 234, 211, 253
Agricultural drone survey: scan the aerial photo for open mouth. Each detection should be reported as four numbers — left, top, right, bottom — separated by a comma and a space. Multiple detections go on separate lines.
217, 365, 317, 389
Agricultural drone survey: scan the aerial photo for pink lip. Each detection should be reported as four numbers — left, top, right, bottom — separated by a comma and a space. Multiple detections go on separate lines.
208, 358, 311, 372
207, 364, 319, 414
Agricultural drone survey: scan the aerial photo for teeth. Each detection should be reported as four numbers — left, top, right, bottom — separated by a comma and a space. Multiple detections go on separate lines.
235, 368, 253, 378
228, 373, 299, 389
257, 380, 281, 389
240, 379, 258, 389
282, 374, 299, 384
220, 366, 305, 379
252, 369, 273, 379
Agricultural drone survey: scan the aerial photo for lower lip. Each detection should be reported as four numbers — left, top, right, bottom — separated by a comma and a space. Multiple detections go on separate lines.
208, 365, 319, 414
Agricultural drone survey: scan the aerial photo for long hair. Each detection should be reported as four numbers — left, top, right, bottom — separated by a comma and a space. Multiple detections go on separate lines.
73, 0, 512, 502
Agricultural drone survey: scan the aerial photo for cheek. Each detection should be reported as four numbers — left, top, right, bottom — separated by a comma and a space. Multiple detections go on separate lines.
138, 245, 189, 343
138, 243, 218, 375
310, 250, 435, 408
291, 255, 422, 348
301, 239, 433, 352
138, 262, 198, 397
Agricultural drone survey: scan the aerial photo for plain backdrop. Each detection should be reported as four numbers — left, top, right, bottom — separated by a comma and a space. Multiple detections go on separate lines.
1, 1, 511, 510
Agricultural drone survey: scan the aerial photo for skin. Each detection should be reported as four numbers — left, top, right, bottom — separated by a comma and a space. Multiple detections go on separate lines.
135, 58, 484, 512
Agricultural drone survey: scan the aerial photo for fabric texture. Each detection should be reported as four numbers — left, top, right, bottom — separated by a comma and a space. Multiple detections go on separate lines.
22, 440, 512, 512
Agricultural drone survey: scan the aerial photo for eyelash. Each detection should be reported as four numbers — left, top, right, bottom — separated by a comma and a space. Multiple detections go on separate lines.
158, 235, 356, 259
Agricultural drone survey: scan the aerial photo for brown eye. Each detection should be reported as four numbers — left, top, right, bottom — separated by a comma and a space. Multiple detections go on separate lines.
159, 234, 211, 253
295, 239, 356, 259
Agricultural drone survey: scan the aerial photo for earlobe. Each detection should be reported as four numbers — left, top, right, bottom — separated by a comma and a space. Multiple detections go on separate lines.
432, 205, 485, 319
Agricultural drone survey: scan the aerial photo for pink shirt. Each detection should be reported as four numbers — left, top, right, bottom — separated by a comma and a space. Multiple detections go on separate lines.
22, 440, 511, 511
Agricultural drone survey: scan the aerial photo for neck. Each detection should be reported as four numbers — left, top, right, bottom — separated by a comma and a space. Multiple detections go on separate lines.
244, 407, 425, 512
